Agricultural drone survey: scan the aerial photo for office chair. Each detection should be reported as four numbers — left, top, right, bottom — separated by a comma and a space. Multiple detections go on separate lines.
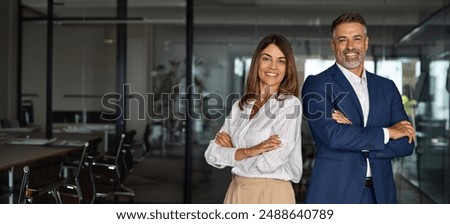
0, 119, 12, 128
59, 137, 102, 204
143, 123, 152, 155
92, 130, 136, 203
17, 155, 66, 204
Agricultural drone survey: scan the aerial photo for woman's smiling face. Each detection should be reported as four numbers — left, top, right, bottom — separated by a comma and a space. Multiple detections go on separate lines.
257, 43, 286, 94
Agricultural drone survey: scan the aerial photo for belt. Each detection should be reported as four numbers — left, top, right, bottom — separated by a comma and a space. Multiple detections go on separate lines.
365, 178, 373, 188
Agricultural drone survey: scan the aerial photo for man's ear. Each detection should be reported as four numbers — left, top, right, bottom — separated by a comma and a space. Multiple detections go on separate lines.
365, 36, 369, 50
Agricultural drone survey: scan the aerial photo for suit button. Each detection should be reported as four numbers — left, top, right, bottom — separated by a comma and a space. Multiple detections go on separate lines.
362, 151, 369, 158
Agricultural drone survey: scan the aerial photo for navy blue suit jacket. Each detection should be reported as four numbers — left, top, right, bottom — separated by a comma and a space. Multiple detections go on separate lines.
301, 64, 414, 204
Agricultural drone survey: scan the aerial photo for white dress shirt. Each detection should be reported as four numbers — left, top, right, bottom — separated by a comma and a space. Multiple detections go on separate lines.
337, 63, 370, 126
336, 63, 390, 178
204, 94, 303, 183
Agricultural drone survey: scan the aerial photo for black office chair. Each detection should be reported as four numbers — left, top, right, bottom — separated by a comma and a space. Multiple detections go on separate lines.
0, 119, 12, 128
59, 137, 102, 204
143, 123, 152, 155
20, 100, 34, 126
92, 130, 136, 203
17, 155, 66, 204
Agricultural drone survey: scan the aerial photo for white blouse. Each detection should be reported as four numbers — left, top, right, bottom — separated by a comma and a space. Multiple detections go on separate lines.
204, 94, 303, 183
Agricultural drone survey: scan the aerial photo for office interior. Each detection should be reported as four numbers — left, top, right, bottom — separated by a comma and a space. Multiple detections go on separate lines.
0, 0, 449, 204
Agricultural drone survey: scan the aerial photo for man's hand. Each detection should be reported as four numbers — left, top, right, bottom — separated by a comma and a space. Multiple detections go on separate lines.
388, 120, 416, 144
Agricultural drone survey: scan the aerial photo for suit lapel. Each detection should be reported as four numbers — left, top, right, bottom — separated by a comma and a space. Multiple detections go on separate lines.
330, 64, 364, 125
366, 72, 378, 127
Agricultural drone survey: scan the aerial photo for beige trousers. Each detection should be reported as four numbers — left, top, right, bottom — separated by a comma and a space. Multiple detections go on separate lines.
223, 175, 295, 204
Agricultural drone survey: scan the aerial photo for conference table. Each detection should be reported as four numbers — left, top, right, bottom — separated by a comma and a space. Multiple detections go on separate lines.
0, 142, 84, 204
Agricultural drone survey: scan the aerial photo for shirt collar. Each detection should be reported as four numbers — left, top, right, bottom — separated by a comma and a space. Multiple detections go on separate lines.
336, 63, 367, 86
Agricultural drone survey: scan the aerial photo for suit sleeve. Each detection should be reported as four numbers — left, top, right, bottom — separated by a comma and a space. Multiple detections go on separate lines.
302, 76, 385, 152
368, 80, 414, 159
302, 76, 414, 158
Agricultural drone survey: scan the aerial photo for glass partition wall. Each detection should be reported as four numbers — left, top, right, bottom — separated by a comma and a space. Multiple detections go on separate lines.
397, 5, 450, 203
19, 0, 449, 203
20, 0, 187, 203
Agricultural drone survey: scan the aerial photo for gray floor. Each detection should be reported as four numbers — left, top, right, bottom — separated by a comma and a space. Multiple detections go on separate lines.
0, 143, 436, 204
103, 144, 435, 204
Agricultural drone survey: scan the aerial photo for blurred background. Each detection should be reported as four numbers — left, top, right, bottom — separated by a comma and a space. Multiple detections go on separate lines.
0, 0, 449, 204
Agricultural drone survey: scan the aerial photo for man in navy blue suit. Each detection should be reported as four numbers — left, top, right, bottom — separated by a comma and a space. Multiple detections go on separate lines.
301, 12, 416, 204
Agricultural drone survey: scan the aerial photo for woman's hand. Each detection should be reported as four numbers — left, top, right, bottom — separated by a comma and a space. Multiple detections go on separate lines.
332, 109, 352, 125
215, 131, 234, 148
235, 135, 282, 161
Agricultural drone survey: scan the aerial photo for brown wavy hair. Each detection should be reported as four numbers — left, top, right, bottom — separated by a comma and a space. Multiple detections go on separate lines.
238, 33, 299, 110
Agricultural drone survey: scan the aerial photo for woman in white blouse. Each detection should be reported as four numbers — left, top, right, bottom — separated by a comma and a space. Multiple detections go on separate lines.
204, 34, 303, 204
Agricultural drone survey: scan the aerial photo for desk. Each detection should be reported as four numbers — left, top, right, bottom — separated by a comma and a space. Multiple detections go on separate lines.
25, 131, 107, 154
0, 144, 83, 203
53, 123, 115, 153
0, 126, 40, 134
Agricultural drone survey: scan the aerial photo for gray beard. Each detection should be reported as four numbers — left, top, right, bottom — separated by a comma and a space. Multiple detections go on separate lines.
342, 59, 362, 69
